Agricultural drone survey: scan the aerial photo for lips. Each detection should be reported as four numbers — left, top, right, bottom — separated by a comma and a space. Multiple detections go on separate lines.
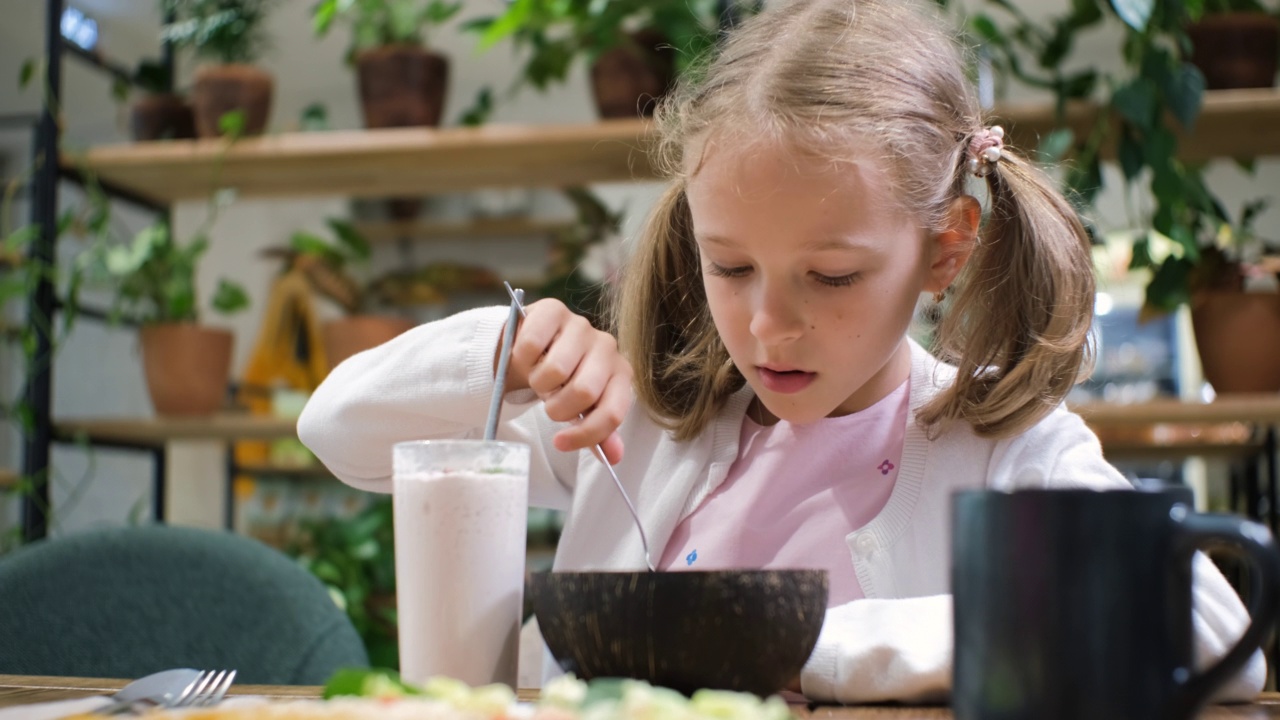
757, 366, 817, 394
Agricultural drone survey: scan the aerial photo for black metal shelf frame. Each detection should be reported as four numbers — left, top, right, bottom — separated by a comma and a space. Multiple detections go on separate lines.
21, 0, 174, 542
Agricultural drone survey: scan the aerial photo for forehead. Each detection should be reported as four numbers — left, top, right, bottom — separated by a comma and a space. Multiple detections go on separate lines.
684, 132, 912, 234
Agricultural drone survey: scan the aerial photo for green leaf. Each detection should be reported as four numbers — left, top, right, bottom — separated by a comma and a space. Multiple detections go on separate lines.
1165, 63, 1205, 130
1111, 79, 1157, 131
1240, 197, 1271, 233
1143, 126, 1177, 172
300, 102, 329, 132
424, 0, 463, 25
326, 219, 372, 261
582, 678, 628, 707
1118, 129, 1144, 182
1129, 233, 1155, 270
1037, 128, 1075, 163
6, 225, 38, 252
457, 87, 494, 127
19, 59, 35, 89
1059, 70, 1097, 100
289, 231, 344, 265
1144, 256, 1193, 313
218, 109, 247, 138
313, 0, 338, 36
212, 278, 249, 316
479, 0, 534, 49
1039, 19, 1074, 68
111, 77, 131, 103
1068, 0, 1103, 27
1110, 0, 1154, 32
968, 14, 1004, 45
323, 668, 419, 699
1169, 223, 1199, 262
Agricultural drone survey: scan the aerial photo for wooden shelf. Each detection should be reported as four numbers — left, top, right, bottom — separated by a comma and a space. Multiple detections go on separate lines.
234, 463, 333, 478
73, 90, 1279, 205
48, 395, 1278, 451
75, 119, 657, 205
1072, 395, 1280, 426
55, 415, 298, 447
354, 218, 574, 244
996, 88, 1280, 163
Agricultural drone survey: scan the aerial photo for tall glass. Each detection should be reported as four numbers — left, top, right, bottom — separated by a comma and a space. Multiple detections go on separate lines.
392, 440, 530, 688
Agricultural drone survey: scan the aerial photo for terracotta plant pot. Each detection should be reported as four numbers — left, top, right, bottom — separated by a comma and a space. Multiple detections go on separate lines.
355, 45, 450, 129
323, 315, 415, 371
1190, 291, 1280, 394
129, 93, 196, 141
590, 29, 676, 119
354, 45, 448, 222
139, 323, 234, 416
1188, 13, 1279, 90
191, 63, 274, 138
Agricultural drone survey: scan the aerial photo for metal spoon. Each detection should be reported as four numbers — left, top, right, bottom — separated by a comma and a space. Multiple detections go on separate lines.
502, 282, 656, 572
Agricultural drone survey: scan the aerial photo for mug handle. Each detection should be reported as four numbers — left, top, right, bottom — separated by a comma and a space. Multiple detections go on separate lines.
1170, 505, 1280, 710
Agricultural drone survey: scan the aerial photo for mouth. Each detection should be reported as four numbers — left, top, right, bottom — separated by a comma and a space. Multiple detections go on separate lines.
757, 366, 817, 394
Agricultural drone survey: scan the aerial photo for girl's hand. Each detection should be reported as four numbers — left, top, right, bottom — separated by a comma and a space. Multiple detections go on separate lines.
495, 299, 633, 464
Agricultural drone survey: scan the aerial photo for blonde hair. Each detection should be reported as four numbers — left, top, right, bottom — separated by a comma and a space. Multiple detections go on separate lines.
611, 0, 1096, 441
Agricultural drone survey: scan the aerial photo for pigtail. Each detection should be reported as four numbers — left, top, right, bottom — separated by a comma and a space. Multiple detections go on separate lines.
609, 184, 744, 441
919, 147, 1096, 438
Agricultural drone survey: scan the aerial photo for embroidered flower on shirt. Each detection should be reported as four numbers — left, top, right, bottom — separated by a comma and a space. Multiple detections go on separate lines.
878, 460, 895, 475
686, 549, 698, 566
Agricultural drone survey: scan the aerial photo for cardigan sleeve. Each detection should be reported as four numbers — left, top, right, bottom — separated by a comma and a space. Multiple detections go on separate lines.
297, 306, 578, 511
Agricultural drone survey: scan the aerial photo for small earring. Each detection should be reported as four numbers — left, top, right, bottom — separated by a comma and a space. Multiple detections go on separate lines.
934, 290, 946, 304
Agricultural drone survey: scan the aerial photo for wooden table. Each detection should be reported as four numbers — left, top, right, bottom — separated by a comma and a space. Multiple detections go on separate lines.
3, 675, 1280, 718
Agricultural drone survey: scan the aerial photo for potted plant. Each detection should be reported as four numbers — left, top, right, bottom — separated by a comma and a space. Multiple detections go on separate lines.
285, 219, 414, 370
465, 0, 728, 119
114, 58, 196, 142
288, 498, 399, 669
161, 0, 278, 138
963, 0, 1280, 392
86, 215, 250, 415
312, 0, 462, 129
1175, 201, 1280, 393
1187, 0, 1279, 89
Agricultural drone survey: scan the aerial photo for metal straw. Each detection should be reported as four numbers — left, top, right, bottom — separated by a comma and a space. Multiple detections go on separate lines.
502, 282, 656, 572
485, 289, 523, 440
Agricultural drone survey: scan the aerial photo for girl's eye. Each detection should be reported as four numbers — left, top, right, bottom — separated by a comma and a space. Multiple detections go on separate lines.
706, 263, 751, 278
815, 272, 861, 288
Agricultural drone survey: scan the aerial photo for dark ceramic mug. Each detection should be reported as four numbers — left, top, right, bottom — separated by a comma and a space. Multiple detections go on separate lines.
951, 486, 1280, 720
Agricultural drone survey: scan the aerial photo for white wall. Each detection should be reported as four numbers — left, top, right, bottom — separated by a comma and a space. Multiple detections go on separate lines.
0, 0, 1275, 535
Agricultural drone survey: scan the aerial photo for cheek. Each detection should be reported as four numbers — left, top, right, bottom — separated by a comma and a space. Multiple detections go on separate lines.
703, 282, 749, 342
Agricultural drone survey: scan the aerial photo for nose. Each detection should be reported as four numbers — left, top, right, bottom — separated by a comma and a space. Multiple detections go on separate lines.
748, 278, 805, 345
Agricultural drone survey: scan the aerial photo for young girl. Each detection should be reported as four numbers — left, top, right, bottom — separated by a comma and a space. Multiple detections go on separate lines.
298, 0, 1262, 703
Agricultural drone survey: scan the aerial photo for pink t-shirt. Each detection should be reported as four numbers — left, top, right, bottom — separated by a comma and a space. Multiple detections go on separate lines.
658, 380, 909, 606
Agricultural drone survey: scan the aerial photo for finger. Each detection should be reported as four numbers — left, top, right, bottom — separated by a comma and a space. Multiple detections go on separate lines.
526, 314, 594, 399
552, 373, 632, 452
507, 300, 568, 386
541, 338, 612, 423
599, 431, 625, 465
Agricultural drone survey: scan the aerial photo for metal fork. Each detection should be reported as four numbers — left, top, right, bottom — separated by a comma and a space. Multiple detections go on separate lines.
170, 669, 237, 709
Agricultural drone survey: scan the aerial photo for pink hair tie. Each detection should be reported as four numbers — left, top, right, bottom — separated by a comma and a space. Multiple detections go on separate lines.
967, 125, 1005, 178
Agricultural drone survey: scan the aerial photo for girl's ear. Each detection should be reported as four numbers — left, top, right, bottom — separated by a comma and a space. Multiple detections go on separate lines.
924, 195, 980, 294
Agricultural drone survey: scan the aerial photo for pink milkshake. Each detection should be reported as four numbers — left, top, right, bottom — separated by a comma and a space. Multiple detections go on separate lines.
392, 440, 530, 688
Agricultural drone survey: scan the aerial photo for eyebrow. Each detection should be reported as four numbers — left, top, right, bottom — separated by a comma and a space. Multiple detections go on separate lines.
696, 233, 877, 253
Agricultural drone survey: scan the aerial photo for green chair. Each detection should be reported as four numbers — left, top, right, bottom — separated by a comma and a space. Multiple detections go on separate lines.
0, 524, 369, 684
